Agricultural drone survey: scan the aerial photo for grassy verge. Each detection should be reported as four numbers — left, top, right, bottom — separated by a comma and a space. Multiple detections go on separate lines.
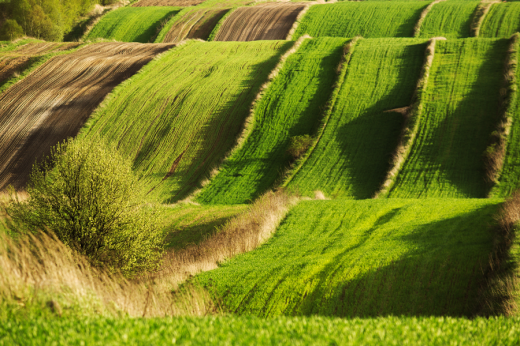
86, 7, 182, 43
197, 37, 348, 204
196, 198, 502, 317
388, 38, 509, 198
4, 315, 520, 345
286, 38, 426, 199
417, 1, 479, 39
479, 3, 520, 38
292, 2, 429, 39
81, 40, 292, 203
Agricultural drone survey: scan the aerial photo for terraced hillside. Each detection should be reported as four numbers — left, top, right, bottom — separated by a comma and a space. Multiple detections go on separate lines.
197, 198, 501, 317
198, 37, 348, 204
214, 3, 305, 41
0, 43, 174, 190
86, 7, 181, 43
286, 38, 426, 199
293, 2, 428, 39
479, 3, 520, 38
388, 38, 508, 198
82, 40, 291, 203
416, 1, 479, 39
156, 8, 229, 42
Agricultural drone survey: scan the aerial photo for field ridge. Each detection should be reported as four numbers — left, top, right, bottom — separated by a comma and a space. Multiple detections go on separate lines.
413, 0, 446, 38
472, 0, 500, 37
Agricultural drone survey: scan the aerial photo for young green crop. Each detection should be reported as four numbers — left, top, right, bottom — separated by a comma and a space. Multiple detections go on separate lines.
287, 38, 425, 199
4, 315, 520, 345
389, 38, 508, 198
82, 41, 291, 203
197, 38, 348, 205
417, 1, 479, 39
86, 7, 181, 43
196, 198, 501, 317
479, 3, 520, 38
293, 2, 428, 39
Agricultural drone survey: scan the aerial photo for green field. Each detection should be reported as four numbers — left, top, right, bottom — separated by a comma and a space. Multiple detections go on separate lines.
4, 315, 520, 345
85, 7, 181, 43
417, 1, 479, 39
388, 39, 508, 198
293, 2, 428, 39
196, 198, 501, 317
197, 38, 348, 205
81, 40, 291, 203
286, 38, 425, 199
479, 3, 520, 38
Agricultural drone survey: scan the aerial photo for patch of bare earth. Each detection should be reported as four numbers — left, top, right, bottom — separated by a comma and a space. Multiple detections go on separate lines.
0, 42, 175, 190
163, 8, 229, 42
214, 3, 305, 41
133, 0, 206, 6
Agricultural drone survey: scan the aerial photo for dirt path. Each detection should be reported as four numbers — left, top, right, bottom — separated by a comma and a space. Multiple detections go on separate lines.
0, 42, 174, 190
214, 3, 305, 41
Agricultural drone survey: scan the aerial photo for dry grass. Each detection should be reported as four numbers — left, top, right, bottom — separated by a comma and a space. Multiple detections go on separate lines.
471, 0, 500, 37
0, 190, 297, 317
285, 5, 312, 41
484, 33, 519, 188
374, 37, 444, 198
413, 0, 446, 37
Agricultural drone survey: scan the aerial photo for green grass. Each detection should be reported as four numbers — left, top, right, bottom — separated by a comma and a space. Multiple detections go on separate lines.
287, 38, 425, 199
197, 38, 348, 205
85, 7, 181, 43
417, 1, 479, 39
389, 39, 508, 198
293, 2, 429, 39
4, 315, 520, 345
81, 40, 292, 204
480, 3, 520, 38
196, 198, 501, 317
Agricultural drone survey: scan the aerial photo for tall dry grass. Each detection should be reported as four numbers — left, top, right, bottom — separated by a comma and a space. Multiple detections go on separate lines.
471, 0, 500, 37
0, 190, 297, 318
479, 190, 520, 316
413, 0, 446, 37
484, 33, 519, 190
374, 37, 444, 198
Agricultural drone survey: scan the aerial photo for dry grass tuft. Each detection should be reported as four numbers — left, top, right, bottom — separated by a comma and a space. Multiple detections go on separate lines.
374, 38, 440, 198
314, 190, 326, 200
0, 190, 297, 317
413, 0, 447, 37
484, 33, 518, 191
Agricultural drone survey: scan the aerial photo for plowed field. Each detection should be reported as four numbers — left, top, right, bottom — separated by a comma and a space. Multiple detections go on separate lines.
0, 43, 174, 190
133, 0, 206, 6
157, 8, 229, 42
214, 4, 305, 41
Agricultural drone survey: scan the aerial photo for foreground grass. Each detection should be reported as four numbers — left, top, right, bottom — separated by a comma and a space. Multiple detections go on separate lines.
417, 1, 478, 39
3, 315, 520, 345
389, 38, 508, 198
293, 2, 428, 39
198, 37, 348, 204
82, 40, 291, 203
196, 198, 501, 318
85, 7, 181, 43
479, 3, 520, 38
288, 38, 425, 199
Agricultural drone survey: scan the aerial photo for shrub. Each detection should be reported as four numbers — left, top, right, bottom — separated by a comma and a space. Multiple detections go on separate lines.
7, 137, 164, 278
287, 134, 313, 159
0, 19, 24, 41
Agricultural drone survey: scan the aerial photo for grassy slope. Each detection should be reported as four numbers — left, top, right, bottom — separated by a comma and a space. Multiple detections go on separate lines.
293, 2, 428, 39
389, 39, 508, 198
287, 38, 425, 199
479, 3, 520, 38
85, 7, 181, 43
197, 38, 348, 205
82, 41, 291, 204
4, 315, 520, 345
196, 198, 501, 318
417, 1, 479, 39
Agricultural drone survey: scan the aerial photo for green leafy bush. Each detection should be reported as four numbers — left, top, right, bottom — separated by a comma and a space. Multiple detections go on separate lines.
0, 19, 24, 41
287, 135, 313, 160
7, 138, 164, 278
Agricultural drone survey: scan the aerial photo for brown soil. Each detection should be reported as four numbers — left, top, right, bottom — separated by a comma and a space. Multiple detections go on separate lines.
214, 3, 305, 41
12, 42, 81, 55
163, 8, 229, 42
0, 56, 31, 85
133, 0, 206, 6
0, 42, 175, 190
